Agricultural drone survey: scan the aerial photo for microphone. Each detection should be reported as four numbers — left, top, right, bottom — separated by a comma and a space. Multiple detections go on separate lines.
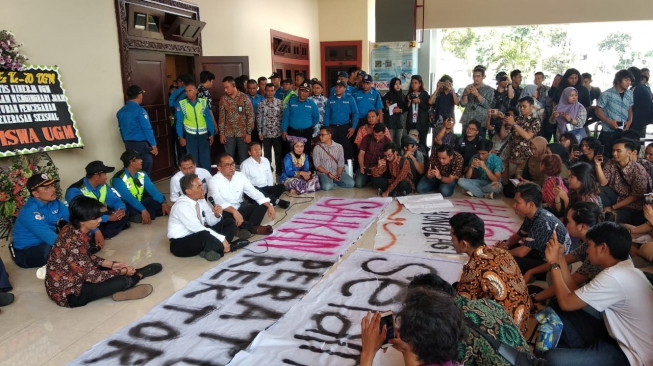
208, 196, 216, 206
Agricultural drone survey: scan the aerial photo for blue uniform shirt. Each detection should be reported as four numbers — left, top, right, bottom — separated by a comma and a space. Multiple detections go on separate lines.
111, 169, 165, 213
65, 178, 126, 223
282, 97, 320, 132
275, 87, 286, 100
329, 85, 354, 98
353, 89, 383, 117
325, 95, 359, 128
248, 94, 265, 118
175, 99, 215, 137
12, 197, 69, 249
168, 88, 187, 109
116, 101, 157, 147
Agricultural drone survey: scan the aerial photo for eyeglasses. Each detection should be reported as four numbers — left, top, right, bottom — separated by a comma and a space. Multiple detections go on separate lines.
221, 163, 236, 168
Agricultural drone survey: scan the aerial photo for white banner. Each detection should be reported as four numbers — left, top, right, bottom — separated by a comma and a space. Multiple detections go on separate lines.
231, 249, 464, 366
69, 197, 391, 366
375, 199, 523, 257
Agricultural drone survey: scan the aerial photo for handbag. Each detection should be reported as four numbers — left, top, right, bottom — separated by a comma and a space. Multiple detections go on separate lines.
464, 318, 548, 366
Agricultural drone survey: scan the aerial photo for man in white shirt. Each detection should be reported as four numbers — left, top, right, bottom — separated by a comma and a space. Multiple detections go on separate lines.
168, 174, 249, 261
208, 153, 275, 238
169, 155, 213, 203
239, 142, 290, 209
543, 222, 653, 366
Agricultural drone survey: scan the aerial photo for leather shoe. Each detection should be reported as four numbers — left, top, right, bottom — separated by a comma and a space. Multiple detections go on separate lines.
255, 225, 273, 235
135, 263, 163, 279
278, 199, 291, 209
229, 239, 250, 252
0, 292, 14, 307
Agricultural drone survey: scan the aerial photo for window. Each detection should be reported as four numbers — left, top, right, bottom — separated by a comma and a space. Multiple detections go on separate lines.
127, 3, 205, 43
166, 17, 205, 42
128, 5, 164, 40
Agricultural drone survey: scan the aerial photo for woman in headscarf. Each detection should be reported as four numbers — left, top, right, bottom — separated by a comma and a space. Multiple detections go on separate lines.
553, 69, 591, 108
517, 136, 549, 187
280, 137, 320, 195
382, 77, 407, 144
551, 87, 587, 140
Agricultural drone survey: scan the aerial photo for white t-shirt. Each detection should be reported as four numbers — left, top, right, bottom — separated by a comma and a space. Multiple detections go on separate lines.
240, 156, 273, 188
575, 260, 653, 366
207, 171, 269, 210
167, 195, 224, 242
169, 167, 212, 202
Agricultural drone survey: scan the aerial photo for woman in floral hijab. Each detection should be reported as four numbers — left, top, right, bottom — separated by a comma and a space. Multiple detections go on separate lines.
280, 136, 320, 195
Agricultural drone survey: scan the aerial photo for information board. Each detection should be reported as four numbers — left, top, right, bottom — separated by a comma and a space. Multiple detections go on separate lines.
0, 65, 83, 157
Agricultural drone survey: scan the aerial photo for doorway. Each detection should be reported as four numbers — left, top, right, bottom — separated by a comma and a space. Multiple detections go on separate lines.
320, 41, 362, 96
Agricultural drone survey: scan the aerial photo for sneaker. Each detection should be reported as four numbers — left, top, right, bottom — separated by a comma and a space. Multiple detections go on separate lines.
484, 192, 494, 200
0, 292, 14, 307
135, 263, 163, 279
129, 214, 143, 223
278, 200, 291, 210
112, 284, 153, 301
465, 191, 474, 197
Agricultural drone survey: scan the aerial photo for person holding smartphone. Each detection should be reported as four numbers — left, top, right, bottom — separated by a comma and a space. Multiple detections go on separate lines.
428, 74, 459, 124
460, 65, 495, 139
595, 69, 634, 156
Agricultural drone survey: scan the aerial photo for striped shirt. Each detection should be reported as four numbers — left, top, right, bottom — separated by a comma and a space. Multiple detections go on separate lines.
597, 87, 634, 132
312, 141, 345, 175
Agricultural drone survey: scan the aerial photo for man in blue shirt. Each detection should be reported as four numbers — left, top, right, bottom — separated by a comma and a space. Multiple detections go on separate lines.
596, 69, 634, 155
282, 81, 320, 150
325, 80, 359, 160
117, 85, 157, 176
66, 161, 129, 239
247, 79, 265, 142
353, 74, 384, 128
270, 72, 284, 100
329, 71, 354, 97
10, 174, 69, 268
112, 150, 171, 224
457, 140, 503, 199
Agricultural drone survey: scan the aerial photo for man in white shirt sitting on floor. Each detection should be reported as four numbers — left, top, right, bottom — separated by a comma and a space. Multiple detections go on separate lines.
168, 173, 250, 261
543, 221, 653, 366
239, 141, 290, 209
208, 153, 275, 238
169, 154, 213, 203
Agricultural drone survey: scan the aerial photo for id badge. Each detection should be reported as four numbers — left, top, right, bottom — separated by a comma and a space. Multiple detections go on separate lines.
238, 105, 244, 113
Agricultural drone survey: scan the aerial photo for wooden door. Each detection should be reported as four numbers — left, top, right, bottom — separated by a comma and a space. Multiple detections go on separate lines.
274, 62, 308, 84
129, 50, 174, 181
195, 56, 249, 165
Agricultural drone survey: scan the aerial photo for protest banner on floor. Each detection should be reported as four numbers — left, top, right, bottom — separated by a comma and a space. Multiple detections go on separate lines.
375, 198, 522, 257
231, 249, 464, 366
69, 197, 391, 366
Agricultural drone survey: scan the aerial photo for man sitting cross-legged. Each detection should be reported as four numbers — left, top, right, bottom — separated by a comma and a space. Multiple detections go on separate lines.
457, 139, 503, 199
239, 141, 290, 208
370, 142, 414, 197
168, 173, 248, 261
449, 212, 530, 334
169, 154, 212, 203
312, 126, 355, 191
208, 153, 275, 239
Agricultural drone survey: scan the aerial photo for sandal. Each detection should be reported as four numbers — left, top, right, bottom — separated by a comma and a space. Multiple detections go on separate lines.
112, 284, 153, 301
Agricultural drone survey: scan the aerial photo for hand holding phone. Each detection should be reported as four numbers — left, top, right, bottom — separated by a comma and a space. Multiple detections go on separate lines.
572, 143, 579, 152
597, 146, 605, 157
379, 311, 395, 348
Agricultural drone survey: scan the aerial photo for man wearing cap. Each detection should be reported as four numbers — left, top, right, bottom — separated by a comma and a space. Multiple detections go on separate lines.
353, 74, 384, 128
177, 82, 215, 171
117, 85, 157, 176
281, 81, 320, 151
281, 78, 297, 108
270, 72, 283, 100
401, 135, 425, 183
309, 79, 328, 136
169, 74, 194, 164
219, 76, 255, 165
325, 80, 359, 161
66, 161, 129, 239
10, 174, 69, 268
330, 71, 354, 97
111, 151, 171, 224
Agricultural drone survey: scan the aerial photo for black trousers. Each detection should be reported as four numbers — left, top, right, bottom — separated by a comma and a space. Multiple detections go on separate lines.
99, 214, 129, 239
169, 221, 233, 258
514, 249, 547, 279
330, 124, 354, 161
263, 137, 284, 174
66, 274, 140, 308
246, 185, 285, 205
372, 177, 412, 195
600, 186, 646, 225
223, 200, 268, 233
539, 121, 557, 142
11, 242, 51, 269
125, 195, 162, 220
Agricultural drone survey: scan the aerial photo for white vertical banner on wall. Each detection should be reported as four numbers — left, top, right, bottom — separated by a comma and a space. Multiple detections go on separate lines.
231, 249, 464, 366
69, 197, 391, 366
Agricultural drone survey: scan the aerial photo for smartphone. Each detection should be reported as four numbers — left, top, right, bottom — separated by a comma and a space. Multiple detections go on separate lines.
489, 109, 499, 115
616, 121, 624, 127
380, 311, 395, 348
597, 146, 605, 156
572, 143, 579, 152
645, 194, 653, 205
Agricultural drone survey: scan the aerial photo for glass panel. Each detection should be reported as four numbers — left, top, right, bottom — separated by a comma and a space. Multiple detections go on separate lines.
134, 13, 147, 30
328, 49, 338, 58
183, 25, 199, 38
147, 15, 159, 32
176, 24, 189, 37
345, 49, 354, 57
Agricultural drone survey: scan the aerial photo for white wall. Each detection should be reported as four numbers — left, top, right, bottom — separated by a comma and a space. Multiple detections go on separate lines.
1, 0, 125, 189
318, 0, 372, 69
192, 0, 321, 79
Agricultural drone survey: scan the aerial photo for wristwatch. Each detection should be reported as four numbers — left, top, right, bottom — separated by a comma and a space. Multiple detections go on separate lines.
549, 263, 561, 270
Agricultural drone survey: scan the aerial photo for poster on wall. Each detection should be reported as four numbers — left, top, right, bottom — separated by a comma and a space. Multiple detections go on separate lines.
370, 42, 418, 91
0, 65, 83, 157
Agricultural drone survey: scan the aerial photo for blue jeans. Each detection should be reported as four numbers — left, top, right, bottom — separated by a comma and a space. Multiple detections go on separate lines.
457, 178, 502, 197
124, 141, 153, 176
416, 176, 457, 196
318, 172, 355, 191
355, 172, 371, 188
543, 304, 630, 366
185, 133, 212, 171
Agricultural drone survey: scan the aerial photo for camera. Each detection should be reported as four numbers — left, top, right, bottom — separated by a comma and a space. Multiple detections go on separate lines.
645, 194, 653, 205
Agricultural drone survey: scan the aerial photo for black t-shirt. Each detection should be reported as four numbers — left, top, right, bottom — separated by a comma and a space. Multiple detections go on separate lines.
456, 136, 480, 168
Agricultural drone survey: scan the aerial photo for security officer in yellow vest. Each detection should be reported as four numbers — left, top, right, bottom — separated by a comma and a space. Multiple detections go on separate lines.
111, 150, 171, 224
175, 82, 214, 171
65, 161, 129, 240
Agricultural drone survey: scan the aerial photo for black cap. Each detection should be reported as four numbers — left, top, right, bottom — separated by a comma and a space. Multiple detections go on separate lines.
282, 78, 293, 84
126, 85, 145, 99
269, 72, 281, 79
401, 135, 418, 147
337, 71, 349, 78
299, 81, 311, 91
27, 173, 59, 191
85, 161, 115, 175
335, 80, 347, 87
362, 74, 373, 83
120, 150, 142, 165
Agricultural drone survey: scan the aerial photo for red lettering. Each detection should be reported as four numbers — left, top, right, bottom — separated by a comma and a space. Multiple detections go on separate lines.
263, 236, 345, 256
42, 126, 55, 141
62, 125, 74, 139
